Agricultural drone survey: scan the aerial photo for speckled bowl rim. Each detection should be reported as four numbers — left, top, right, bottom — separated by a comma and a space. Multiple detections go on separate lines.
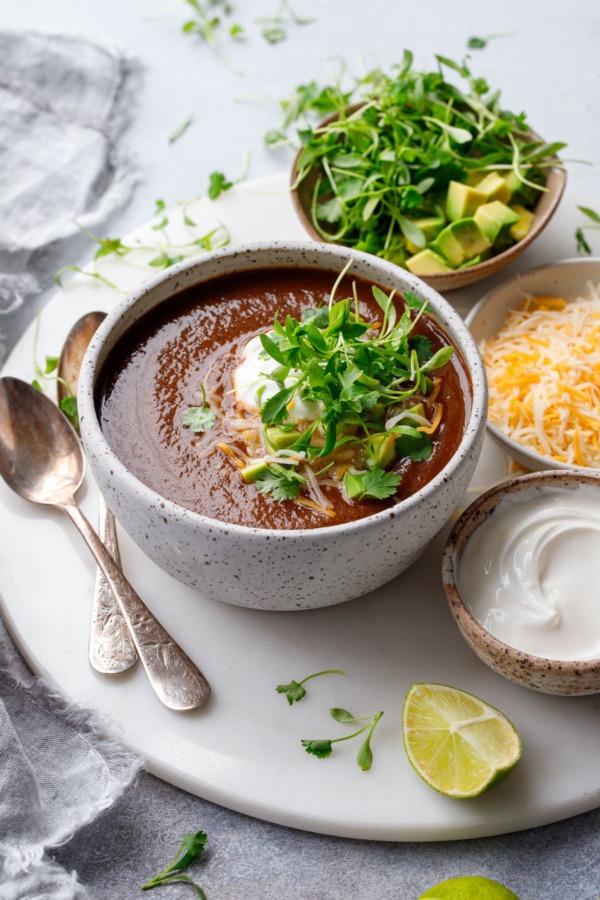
442, 469, 600, 673
466, 257, 600, 474
290, 113, 567, 289
79, 240, 487, 541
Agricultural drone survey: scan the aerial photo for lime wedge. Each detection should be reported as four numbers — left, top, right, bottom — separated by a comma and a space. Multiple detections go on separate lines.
419, 875, 520, 899
402, 683, 521, 798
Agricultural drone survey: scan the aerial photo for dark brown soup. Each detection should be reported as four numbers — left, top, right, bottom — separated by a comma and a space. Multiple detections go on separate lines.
98, 268, 471, 530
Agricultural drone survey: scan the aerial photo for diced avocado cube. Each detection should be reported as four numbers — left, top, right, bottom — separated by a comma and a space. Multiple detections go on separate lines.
403, 217, 446, 255
406, 249, 453, 275
473, 172, 511, 205
240, 461, 269, 483
432, 218, 491, 267
465, 171, 484, 187
344, 470, 366, 501
265, 426, 302, 451
474, 201, 521, 243
407, 216, 446, 242
509, 204, 535, 241
446, 181, 487, 221
501, 171, 522, 197
366, 433, 397, 469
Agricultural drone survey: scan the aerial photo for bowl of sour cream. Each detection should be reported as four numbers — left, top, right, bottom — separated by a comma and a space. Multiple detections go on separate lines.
442, 470, 600, 695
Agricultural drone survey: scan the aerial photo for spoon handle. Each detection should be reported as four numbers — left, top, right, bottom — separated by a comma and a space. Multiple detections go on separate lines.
89, 493, 139, 674
61, 500, 211, 711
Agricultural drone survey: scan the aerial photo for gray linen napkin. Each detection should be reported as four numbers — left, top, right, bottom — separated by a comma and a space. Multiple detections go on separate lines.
0, 619, 142, 900
0, 29, 140, 359
0, 29, 143, 898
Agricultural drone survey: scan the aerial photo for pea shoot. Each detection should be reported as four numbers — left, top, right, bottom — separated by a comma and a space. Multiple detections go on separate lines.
276, 668, 346, 704
302, 708, 384, 771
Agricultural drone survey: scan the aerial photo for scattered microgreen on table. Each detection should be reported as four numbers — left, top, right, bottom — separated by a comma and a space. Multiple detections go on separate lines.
276, 669, 346, 704
257, 0, 315, 44
169, 116, 194, 144
141, 830, 208, 897
302, 708, 384, 771
467, 32, 510, 49
575, 206, 600, 254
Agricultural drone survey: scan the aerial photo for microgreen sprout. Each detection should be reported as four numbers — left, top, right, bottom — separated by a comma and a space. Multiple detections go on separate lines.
141, 830, 208, 896
575, 206, 600, 254
182, 0, 242, 74
276, 669, 346, 704
467, 32, 511, 50
257, 0, 315, 44
169, 116, 194, 144
302, 709, 384, 770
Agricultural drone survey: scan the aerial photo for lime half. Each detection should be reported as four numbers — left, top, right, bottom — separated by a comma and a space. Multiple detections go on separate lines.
403, 683, 521, 798
418, 875, 520, 899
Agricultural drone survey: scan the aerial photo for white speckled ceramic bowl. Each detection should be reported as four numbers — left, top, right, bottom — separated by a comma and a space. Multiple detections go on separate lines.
466, 257, 600, 472
79, 242, 487, 611
443, 470, 600, 695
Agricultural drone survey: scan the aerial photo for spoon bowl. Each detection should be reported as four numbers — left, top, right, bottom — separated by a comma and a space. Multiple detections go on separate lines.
0, 376, 84, 505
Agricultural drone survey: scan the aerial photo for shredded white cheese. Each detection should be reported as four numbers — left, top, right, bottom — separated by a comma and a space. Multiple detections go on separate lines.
480, 282, 600, 468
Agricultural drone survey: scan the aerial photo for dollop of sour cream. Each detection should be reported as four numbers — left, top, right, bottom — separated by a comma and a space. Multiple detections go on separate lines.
232, 334, 322, 421
458, 484, 600, 661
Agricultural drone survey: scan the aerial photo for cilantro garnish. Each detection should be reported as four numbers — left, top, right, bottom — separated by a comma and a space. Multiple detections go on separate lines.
141, 830, 208, 896
276, 669, 345, 704
344, 468, 402, 502
255, 463, 306, 500
302, 709, 384, 771
182, 386, 217, 433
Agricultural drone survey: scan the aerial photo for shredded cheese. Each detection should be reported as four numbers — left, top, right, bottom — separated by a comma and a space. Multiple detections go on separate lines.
480, 285, 600, 468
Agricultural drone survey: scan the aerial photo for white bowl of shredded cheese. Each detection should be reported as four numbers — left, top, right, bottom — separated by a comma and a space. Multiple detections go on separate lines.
466, 258, 600, 471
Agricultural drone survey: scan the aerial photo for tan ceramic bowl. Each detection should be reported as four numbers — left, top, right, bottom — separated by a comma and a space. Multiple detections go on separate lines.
291, 111, 566, 292
466, 257, 600, 472
442, 470, 600, 695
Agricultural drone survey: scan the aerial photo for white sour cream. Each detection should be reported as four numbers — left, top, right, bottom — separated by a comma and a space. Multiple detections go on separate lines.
232, 334, 322, 421
458, 484, 600, 660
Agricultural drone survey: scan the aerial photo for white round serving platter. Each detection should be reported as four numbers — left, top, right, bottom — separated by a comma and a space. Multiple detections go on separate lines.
1, 174, 599, 842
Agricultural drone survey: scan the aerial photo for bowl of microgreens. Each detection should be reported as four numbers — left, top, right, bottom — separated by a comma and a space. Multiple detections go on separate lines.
79, 241, 487, 611
290, 52, 566, 291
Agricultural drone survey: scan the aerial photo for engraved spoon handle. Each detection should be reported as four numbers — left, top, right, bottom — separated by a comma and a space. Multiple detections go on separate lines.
61, 499, 211, 711
89, 492, 139, 674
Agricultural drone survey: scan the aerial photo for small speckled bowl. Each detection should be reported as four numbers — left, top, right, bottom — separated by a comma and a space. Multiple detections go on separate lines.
443, 470, 600, 695
466, 257, 600, 472
79, 241, 487, 611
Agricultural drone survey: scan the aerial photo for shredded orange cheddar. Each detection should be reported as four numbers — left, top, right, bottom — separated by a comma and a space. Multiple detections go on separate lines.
480, 289, 600, 468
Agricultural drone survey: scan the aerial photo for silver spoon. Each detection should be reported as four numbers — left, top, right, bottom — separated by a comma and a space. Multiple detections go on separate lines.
57, 312, 137, 675
0, 376, 211, 711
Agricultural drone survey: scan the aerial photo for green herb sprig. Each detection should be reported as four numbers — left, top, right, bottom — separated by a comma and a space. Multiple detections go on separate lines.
276, 669, 346, 704
575, 206, 600, 254
141, 830, 208, 897
302, 708, 384, 770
